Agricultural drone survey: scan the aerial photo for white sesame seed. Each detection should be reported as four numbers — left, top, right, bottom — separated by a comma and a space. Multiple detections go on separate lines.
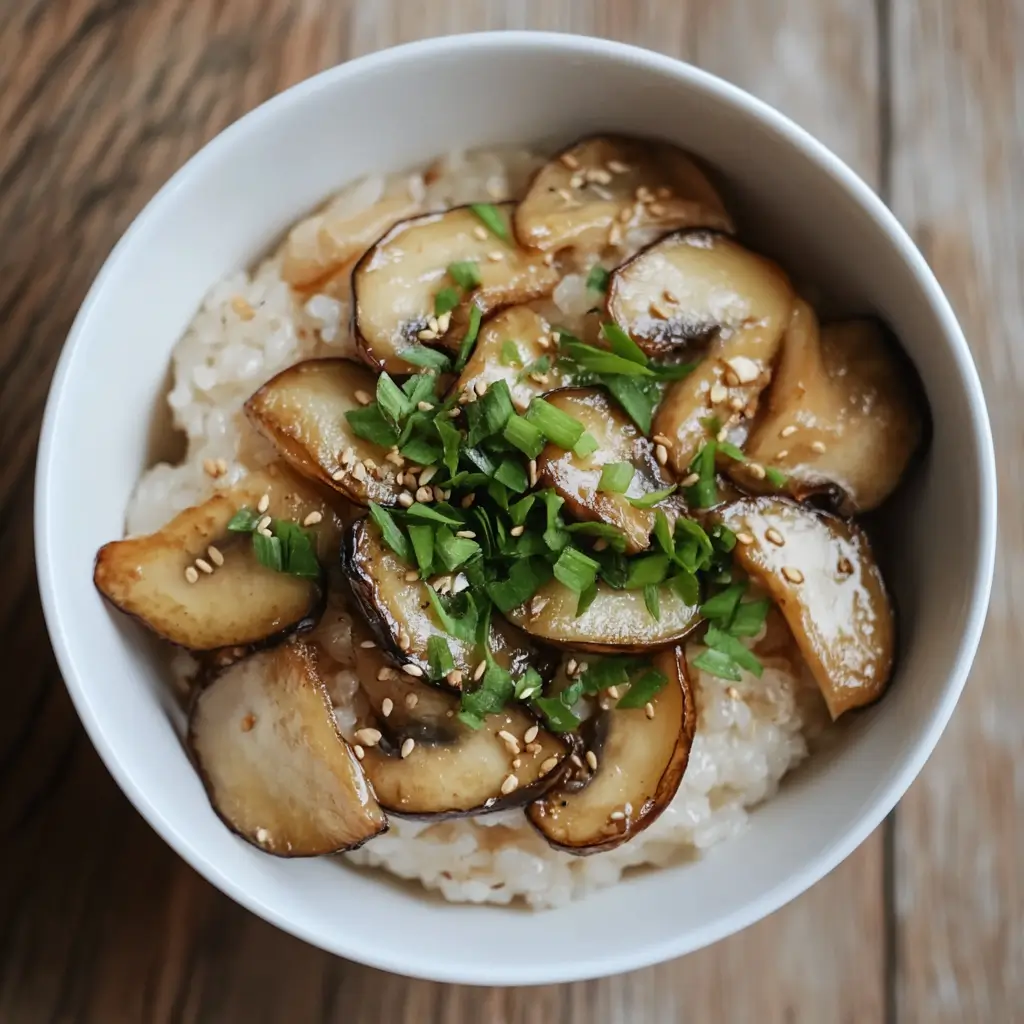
401, 738, 416, 759
417, 329, 437, 341
585, 750, 598, 771
644, 702, 655, 719
184, 566, 199, 584
257, 514, 272, 532
560, 151, 580, 169
398, 492, 414, 508
509, 525, 525, 537
403, 694, 419, 711
418, 465, 438, 486
447, 407, 460, 418
398, 629, 411, 652
500, 774, 519, 795
811, 440, 827, 454
782, 566, 805, 584
681, 472, 700, 487
475, 380, 488, 396
780, 424, 798, 438
525, 741, 542, 754
709, 382, 728, 405
655, 443, 668, 466
195, 558, 214, 575
402, 663, 424, 678
607, 159, 628, 173
428, 317, 439, 333
540, 756, 559, 775
498, 730, 521, 755
404, 570, 419, 582
567, 658, 579, 676
570, 753, 584, 769
487, 250, 504, 262
254, 494, 270, 515
377, 666, 397, 681
354, 389, 372, 406
473, 660, 487, 682
747, 463, 767, 481
528, 460, 538, 487
207, 545, 224, 566
653, 433, 671, 446
473, 225, 488, 240
606, 685, 620, 699
570, 172, 585, 189
355, 728, 382, 746
593, 538, 608, 552
455, 529, 477, 539
736, 531, 755, 545
302, 510, 323, 527
353, 744, 365, 760
512, 757, 522, 769
256, 828, 270, 843
724, 369, 740, 388
777, 449, 789, 460
766, 527, 786, 547
342, 446, 356, 465
461, 493, 476, 508
381, 698, 394, 718
446, 669, 463, 688
730, 396, 746, 412
415, 486, 433, 503
524, 725, 539, 744
359, 639, 377, 649
726, 686, 741, 700
350, 462, 366, 483
609, 810, 626, 821
726, 355, 760, 383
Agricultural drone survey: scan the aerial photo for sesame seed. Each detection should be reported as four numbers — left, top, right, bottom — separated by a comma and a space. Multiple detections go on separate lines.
560, 152, 580, 169
455, 529, 476, 539
653, 433, 671, 446
302, 510, 323, 527
607, 159, 628, 173
606, 685, 620, 699
724, 369, 740, 387
585, 750, 598, 771
540, 757, 559, 775
557, 187, 574, 202
231, 295, 255, 320
401, 663, 424, 677
782, 566, 805, 584
461, 493, 476, 509
487, 250, 504, 262
570, 172, 585, 189
512, 757, 522, 769
415, 486, 433, 503
447, 407, 461, 419
381, 698, 394, 718
355, 728, 382, 746
417, 329, 437, 341
416, 401, 435, 414
354, 389, 372, 406
398, 629, 411, 651
404, 570, 419, 582
525, 741, 542, 754
635, 185, 653, 203
648, 202, 666, 216
709, 382, 728, 405
446, 669, 463, 688
473, 225, 488, 240
682, 472, 700, 487
342, 446, 356, 465
498, 730, 521, 755
736, 531, 755, 545
207, 545, 224, 566
257, 527, 272, 539
655, 443, 669, 466
351, 462, 368, 483
257, 493, 270, 514
256, 828, 270, 843
386, 450, 404, 466
377, 666, 397, 681
418, 465, 438, 486
570, 753, 584, 769
644, 702, 655, 719
353, 744, 365, 760
509, 525, 525, 537
766, 527, 785, 546
398, 492, 414, 508
608, 223, 623, 246
475, 380, 488, 396
542, 252, 556, 266
256, 515, 272, 533
528, 460, 538, 487
401, 738, 416, 759
437, 312, 452, 333
726, 686, 741, 700
567, 658, 579, 676
359, 639, 376, 649
473, 660, 487, 682
726, 355, 760, 384
240, 713, 256, 732
811, 440, 827, 454
777, 449, 789, 460
730, 396, 745, 412
195, 558, 214, 575
780, 425, 798, 438
524, 725, 539, 744
747, 463, 767, 481
589, 168, 613, 184
500, 774, 519, 795
428, 317, 439, 333
593, 538, 608, 552
404, 693, 419, 710
609, 810, 626, 821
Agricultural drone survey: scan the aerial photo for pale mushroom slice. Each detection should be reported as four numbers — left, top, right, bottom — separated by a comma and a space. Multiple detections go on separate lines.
452, 305, 567, 410
353, 204, 560, 375
527, 647, 695, 854
625, 232, 793, 474
343, 518, 546, 681
350, 634, 570, 817
282, 192, 422, 290
514, 135, 733, 254
732, 302, 926, 513
505, 576, 701, 653
536, 388, 684, 553
715, 496, 895, 719
94, 467, 336, 652
189, 642, 387, 855
246, 358, 406, 506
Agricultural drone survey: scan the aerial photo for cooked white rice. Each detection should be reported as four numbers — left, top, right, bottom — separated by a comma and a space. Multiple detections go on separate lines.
127, 147, 829, 909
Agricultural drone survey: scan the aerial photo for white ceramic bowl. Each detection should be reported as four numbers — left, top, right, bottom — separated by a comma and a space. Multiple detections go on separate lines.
36, 32, 996, 985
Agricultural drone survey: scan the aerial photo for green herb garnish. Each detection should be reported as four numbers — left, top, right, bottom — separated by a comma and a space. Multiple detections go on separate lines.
500, 340, 522, 367
454, 305, 483, 371
598, 461, 635, 494
525, 397, 585, 450
448, 260, 482, 290
617, 667, 669, 708
627, 485, 677, 509
434, 287, 461, 316
586, 265, 611, 293
553, 546, 600, 594
469, 203, 509, 241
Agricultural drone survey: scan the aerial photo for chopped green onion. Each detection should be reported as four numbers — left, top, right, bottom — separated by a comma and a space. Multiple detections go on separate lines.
508, 494, 536, 527
700, 581, 747, 626
503, 414, 546, 459
404, 503, 462, 526
401, 344, 452, 371
252, 531, 283, 573
627, 485, 677, 509
271, 520, 320, 578
486, 558, 552, 612
564, 521, 628, 553
643, 582, 661, 620
434, 527, 480, 571
718, 441, 747, 462
692, 647, 743, 682
494, 457, 528, 493
525, 397, 585, 450
576, 581, 598, 616
704, 626, 763, 677
517, 354, 551, 381
375, 372, 411, 424
586, 265, 611, 293
598, 461, 636, 494
427, 635, 456, 679
448, 260, 481, 290
573, 432, 599, 458
434, 286, 461, 316
561, 340, 654, 377
729, 598, 771, 637
553, 546, 600, 593
600, 322, 648, 365
602, 374, 660, 434
368, 502, 411, 561
435, 415, 462, 476
668, 569, 700, 606
514, 666, 544, 701
685, 442, 718, 509
399, 435, 442, 466
403, 373, 437, 404
345, 404, 400, 448
454, 305, 483, 371
617, 667, 669, 709
467, 379, 514, 445
765, 466, 789, 487
425, 588, 478, 643
407, 524, 435, 577
653, 510, 673, 556
579, 657, 635, 694
533, 681, 583, 733
469, 203, 509, 241
500, 340, 522, 366
227, 508, 259, 532
624, 553, 670, 589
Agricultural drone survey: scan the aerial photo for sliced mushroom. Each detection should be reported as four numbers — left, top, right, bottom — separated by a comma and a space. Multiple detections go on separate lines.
353, 204, 560, 374
452, 305, 567, 410
282, 193, 421, 290
536, 388, 684, 553
94, 467, 333, 651
343, 518, 545, 680
715, 496, 895, 718
515, 135, 733, 254
625, 232, 793, 473
246, 358, 406, 506
527, 647, 695, 853
189, 641, 387, 855
732, 302, 926, 513
349, 635, 570, 817
505, 577, 700, 653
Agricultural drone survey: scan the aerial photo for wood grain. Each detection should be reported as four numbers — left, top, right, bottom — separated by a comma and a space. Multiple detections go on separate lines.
888, 1, 1023, 1021
0, 0, 1016, 1020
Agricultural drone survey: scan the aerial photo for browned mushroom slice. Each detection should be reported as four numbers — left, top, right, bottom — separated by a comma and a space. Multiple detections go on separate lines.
732, 302, 926, 513
343, 518, 544, 680
715, 496, 895, 719
94, 468, 334, 651
189, 642, 387, 855
625, 232, 793, 473
349, 637, 570, 817
452, 305, 567, 410
514, 135, 733, 254
536, 388, 683, 554
353, 204, 560, 374
527, 648, 695, 854
282, 193, 421, 290
505, 576, 700, 653
246, 358, 406, 506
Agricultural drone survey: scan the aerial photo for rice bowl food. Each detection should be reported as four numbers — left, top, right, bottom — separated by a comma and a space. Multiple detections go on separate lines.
94, 137, 926, 909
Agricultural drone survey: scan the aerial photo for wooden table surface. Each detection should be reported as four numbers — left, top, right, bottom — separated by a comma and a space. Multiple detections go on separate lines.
1, 2, 1019, 1021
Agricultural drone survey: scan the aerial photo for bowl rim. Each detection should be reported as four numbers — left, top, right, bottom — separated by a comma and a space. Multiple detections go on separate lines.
35, 30, 997, 985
